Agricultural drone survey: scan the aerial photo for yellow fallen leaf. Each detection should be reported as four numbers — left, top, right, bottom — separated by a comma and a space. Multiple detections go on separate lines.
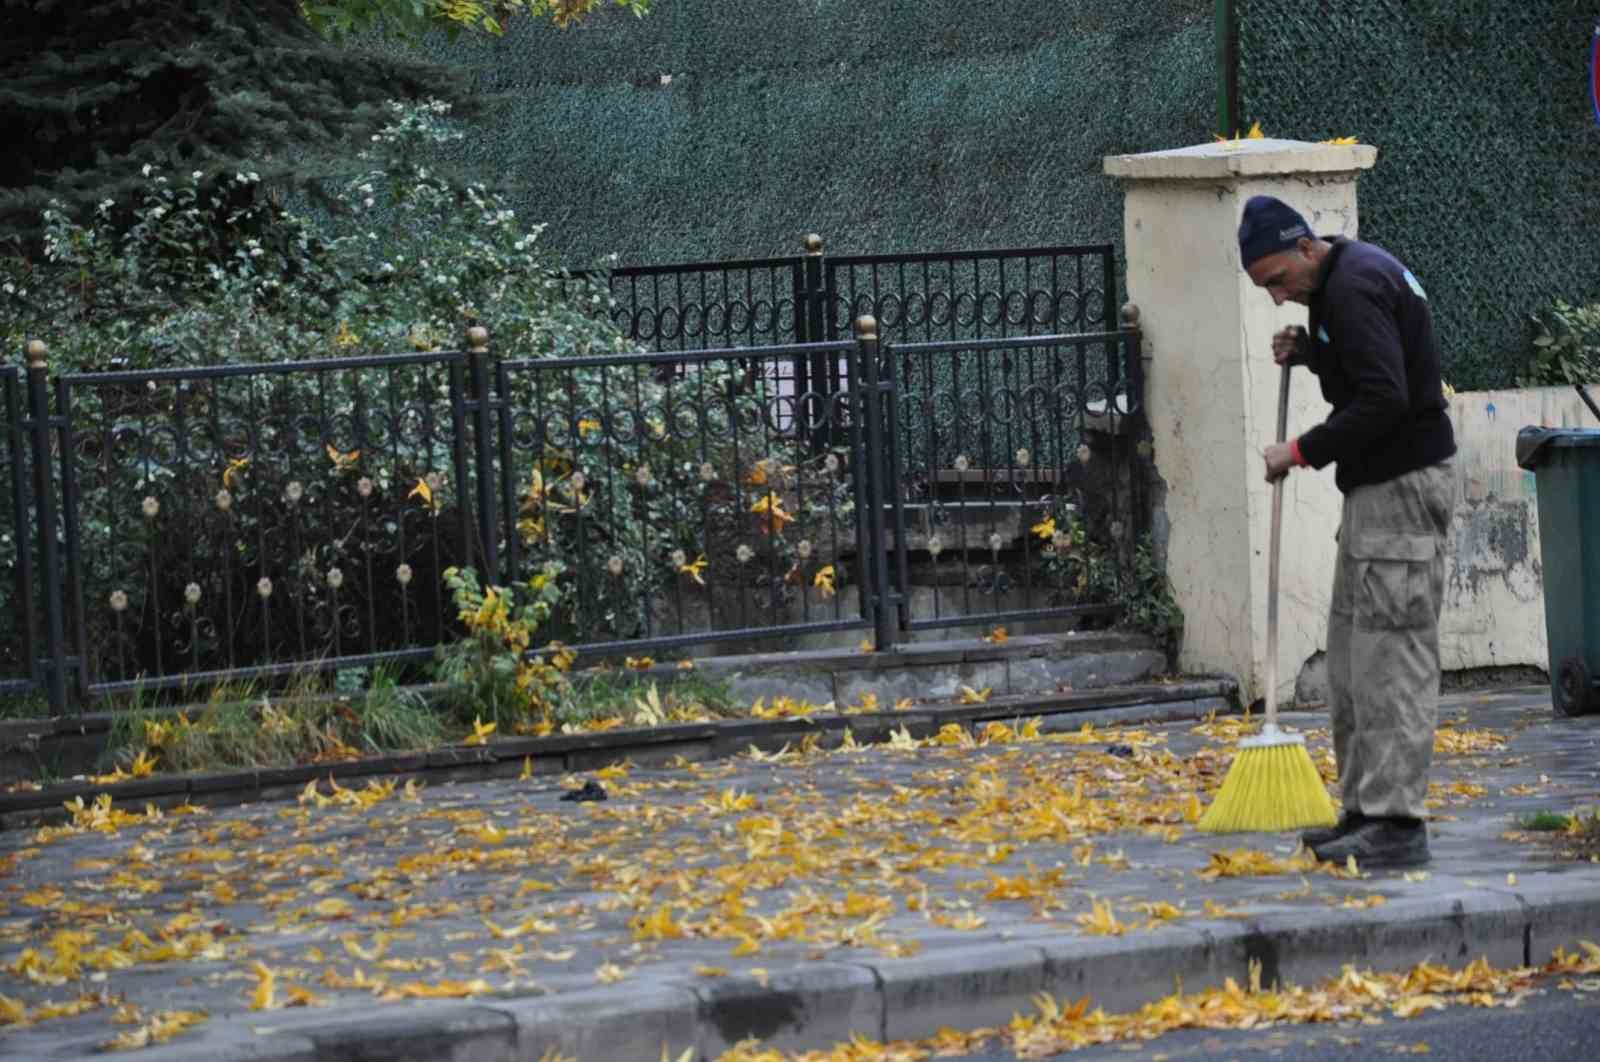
894, 697, 914, 710
341, 933, 390, 962
750, 967, 770, 987
249, 962, 277, 1011
313, 899, 353, 919
1507, 873, 1518, 886
408, 477, 434, 507
694, 965, 728, 977
859, 639, 874, 653
958, 685, 992, 704
812, 564, 835, 598
463, 716, 496, 746
519, 756, 533, 781
103, 1009, 206, 1052
596, 962, 627, 984
1076, 898, 1125, 936
483, 917, 556, 939
284, 985, 324, 1008
383, 979, 492, 1000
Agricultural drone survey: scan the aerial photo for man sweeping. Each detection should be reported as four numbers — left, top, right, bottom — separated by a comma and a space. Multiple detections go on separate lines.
1237, 195, 1457, 868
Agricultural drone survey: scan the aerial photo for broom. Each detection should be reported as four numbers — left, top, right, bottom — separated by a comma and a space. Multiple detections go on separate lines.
1196, 361, 1337, 834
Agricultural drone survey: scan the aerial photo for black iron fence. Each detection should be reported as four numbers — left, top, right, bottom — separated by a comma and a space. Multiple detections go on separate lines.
5, 243, 1148, 714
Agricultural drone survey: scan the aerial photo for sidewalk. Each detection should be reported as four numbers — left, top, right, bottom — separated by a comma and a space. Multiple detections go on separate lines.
3, 686, 1599, 1060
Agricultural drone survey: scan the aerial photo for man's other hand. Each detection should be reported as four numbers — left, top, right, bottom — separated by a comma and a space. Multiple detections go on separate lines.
1264, 441, 1296, 482
1272, 325, 1309, 366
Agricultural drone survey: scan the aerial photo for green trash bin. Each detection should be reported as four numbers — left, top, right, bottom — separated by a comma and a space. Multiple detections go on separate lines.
1517, 423, 1600, 716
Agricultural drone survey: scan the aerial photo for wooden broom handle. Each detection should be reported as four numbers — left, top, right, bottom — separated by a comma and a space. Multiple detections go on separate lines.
1265, 362, 1290, 728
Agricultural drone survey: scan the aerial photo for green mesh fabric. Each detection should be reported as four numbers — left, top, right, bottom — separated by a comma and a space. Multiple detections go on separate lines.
375, 1, 1213, 273
1236, 2, 1600, 391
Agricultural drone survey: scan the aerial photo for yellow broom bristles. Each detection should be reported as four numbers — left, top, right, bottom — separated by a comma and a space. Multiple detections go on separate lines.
1196, 739, 1337, 834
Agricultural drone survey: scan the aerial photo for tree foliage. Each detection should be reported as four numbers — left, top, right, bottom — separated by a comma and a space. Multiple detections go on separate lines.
301, 0, 652, 41
0, 0, 462, 251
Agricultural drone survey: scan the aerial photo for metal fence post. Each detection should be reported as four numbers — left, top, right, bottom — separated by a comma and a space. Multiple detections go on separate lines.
465, 326, 500, 584
798, 233, 836, 451
1121, 303, 1148, 548
854, 315, 897, 651
23, 340, 67, 712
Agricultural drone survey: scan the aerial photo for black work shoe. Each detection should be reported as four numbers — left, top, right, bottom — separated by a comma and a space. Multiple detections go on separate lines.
1311, 817, 1429, 869
1300, 810, 1369, 849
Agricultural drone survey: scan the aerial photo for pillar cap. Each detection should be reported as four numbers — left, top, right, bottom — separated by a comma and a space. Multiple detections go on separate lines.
1104, 138, 1376, 181
25, 339, 46, 369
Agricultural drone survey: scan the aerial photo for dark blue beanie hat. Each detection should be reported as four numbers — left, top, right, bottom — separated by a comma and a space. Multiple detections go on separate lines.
1238, 195, 1311, 268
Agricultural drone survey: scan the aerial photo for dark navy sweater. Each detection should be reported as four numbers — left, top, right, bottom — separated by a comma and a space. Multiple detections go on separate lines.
1298, 237, 1456, 493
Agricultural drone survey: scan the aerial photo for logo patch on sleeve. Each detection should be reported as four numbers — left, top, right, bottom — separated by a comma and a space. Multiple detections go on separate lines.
1403, 269, 1428, 300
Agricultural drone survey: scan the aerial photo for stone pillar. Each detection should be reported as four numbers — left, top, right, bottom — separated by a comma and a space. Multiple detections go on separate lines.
1102, 139, 1377, 708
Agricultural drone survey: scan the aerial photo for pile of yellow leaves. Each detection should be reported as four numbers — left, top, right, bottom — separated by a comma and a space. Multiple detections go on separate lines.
718, 946, 1586, 1061
1434, 726, 1508, 755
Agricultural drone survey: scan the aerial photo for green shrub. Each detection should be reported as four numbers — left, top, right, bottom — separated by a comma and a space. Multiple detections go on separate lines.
1519, 300, 1600, 388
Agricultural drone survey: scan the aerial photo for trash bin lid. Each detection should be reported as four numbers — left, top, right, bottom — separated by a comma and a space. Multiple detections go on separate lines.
1516, 426, 1600, 471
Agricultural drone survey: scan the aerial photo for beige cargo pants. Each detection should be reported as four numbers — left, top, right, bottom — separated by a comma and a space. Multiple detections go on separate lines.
1326, 459, 1456, 821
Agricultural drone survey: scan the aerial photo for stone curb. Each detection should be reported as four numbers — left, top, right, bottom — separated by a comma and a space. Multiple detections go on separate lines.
124, 876, 1600, 1061
0, 678, 1237, 829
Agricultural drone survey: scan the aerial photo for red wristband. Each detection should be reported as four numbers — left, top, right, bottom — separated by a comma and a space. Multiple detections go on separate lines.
1289, 438, 1306, 467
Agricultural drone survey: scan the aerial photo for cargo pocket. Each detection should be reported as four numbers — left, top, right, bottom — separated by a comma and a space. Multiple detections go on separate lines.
1352, 532, 1436, 631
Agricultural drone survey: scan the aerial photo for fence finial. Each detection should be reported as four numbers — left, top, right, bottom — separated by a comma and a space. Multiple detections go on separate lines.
803, 233, 824, 256
1120, 303, 1140, 328
467, 326, 489, 352
853, 315, 878, 341
25, 339, 47, 370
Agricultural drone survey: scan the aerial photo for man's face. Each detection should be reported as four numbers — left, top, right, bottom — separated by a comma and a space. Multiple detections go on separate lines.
1246, 239, 1318, 306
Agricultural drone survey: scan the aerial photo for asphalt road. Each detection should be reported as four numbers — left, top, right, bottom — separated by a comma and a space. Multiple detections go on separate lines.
959, 981, 1600, 1060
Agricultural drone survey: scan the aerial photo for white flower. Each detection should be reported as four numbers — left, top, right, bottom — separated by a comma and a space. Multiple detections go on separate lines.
257, 577, 273, 599
184, 582, 202, 606
359, 183, 373, 195
215, 489, 233, 512
635, 465, 653, 488
736, 544, 755, 564
669, 548, 687, 569
699, 462, 716, 482
1076, 444, 1092, 465
248, 247, 262, 257
927, 535, 944, 557
954, 455, 970, 472
141, 496, 160, 519
141, 164, 152, 177
191, 170, 203, 180
1015, 447, 1031, 467
109, 590, 129, 612
797, 540, 813, 559
326, 568, 344, 590
395, 564, 413, 586
363, 197, 374, 208
247, 172, 258, 182
285, 481, 304, 503
356, 477, 373, 497
989, 532, 1003, 552
607, 554, 625, 576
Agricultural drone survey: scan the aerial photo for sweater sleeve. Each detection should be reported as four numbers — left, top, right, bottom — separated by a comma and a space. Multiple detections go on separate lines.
1295, 284, 1410, 470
